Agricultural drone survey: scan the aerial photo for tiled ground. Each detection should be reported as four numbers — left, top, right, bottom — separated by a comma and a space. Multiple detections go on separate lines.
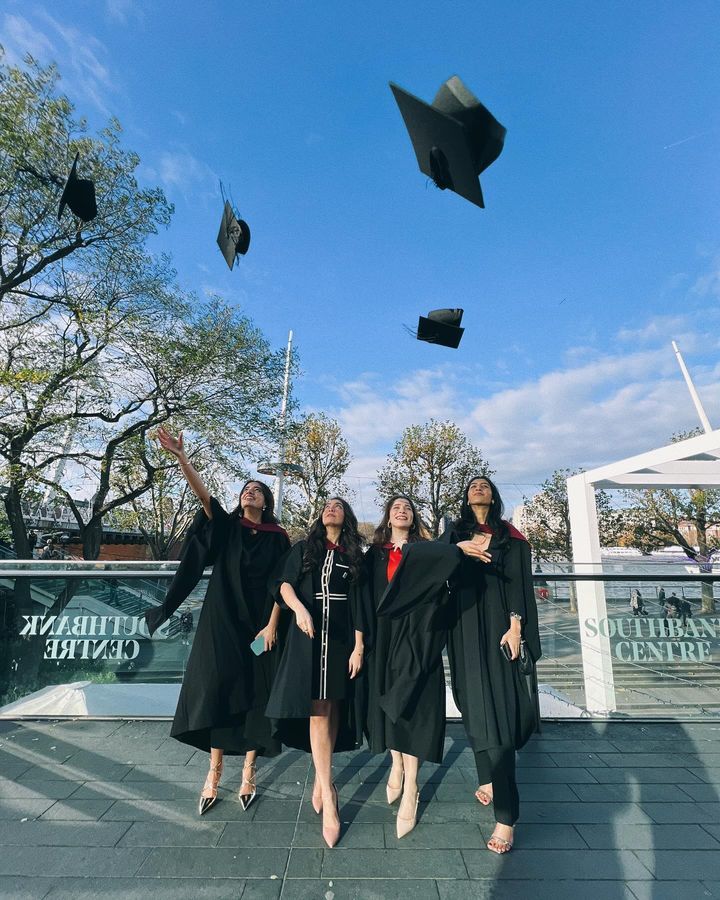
1, 719, 720, 899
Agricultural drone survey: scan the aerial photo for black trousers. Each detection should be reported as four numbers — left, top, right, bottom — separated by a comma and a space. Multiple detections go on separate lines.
474, 747, 519, 826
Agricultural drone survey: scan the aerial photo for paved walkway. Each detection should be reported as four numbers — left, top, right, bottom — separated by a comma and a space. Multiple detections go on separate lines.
1, 719, 720, 899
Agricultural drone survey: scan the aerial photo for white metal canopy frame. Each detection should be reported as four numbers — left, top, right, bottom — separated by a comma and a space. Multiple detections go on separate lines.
567, 428, 720, 713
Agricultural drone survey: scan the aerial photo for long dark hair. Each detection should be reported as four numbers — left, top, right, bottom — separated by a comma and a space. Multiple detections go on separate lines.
372, 494, 429, 546
302, 497, 364, 582
454, 474, 509, 545
231, 479, 279, 524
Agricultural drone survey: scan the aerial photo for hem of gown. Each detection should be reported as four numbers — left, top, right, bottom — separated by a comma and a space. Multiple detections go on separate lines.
170, 727, 282, 757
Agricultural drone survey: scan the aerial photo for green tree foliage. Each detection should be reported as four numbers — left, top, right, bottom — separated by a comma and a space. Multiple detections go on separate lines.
623, 431, 719, 612
111, 438, 228, 561
0, 53, 286, 563
522, 468, 624, 612
282, 413, 352, 535
376, 420, 493, 537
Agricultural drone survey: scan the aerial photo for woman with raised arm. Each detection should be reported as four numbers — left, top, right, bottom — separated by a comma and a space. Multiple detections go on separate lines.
365, 495, 460, 838
144, 427, 290, 816
265, 498, 370, 848
441, 475, 542, 855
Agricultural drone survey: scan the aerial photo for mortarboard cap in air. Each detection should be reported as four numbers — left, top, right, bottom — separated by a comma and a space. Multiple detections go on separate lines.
416, 308, 465, 349
57, 152, 97, 222
390, 76, 506, 208
216, 200, 251, 269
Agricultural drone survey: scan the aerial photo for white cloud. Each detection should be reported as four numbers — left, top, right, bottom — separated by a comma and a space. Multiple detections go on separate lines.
154, 149, 218, 202
317, 314, 720, 516
2, 11, 117, 116
105, 0, 139, 25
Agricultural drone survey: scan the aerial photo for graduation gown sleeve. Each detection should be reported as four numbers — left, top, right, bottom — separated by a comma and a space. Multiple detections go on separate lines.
144, 497, 229, 636
376, 541, 459, 723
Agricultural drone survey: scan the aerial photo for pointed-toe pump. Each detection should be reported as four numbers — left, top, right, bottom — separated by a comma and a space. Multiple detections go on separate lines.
386, 770, 404, 805
198, 761, 223, 816
311, 777, 323, 815
322, 785, 341, 848
238, 762, 257, 812
396, 789, 419, 839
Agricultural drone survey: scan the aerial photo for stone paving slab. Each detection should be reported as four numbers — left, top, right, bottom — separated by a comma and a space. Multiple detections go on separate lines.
1, 719, 720, 897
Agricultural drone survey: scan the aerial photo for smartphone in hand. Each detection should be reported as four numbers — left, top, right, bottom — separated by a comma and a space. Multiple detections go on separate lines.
250, 636, 266, 656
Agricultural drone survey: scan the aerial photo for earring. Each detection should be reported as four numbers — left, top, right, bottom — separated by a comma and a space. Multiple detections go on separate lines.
262, 506, 267, 511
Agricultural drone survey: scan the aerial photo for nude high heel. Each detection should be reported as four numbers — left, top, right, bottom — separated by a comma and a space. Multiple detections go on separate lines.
322, 785, 341, 848
396, 789, 419, 839
198, 761, 223, 816
386, 770, 404, 805
311, 777, 322, 815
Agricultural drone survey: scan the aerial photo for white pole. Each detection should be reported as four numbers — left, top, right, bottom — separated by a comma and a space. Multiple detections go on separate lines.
672, 341, 713, 434
273, 330, 293, 520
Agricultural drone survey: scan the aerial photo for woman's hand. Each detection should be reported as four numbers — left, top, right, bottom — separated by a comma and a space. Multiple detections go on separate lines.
500, 628, 522, 660
456, 540, 492, 564
348, 647, 364, 679
255, 622, 278, 652
294, 605, 314, 639
157, 426, 185, 459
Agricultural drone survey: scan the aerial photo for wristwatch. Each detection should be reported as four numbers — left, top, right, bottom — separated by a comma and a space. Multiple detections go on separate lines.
509, 612, 522, 623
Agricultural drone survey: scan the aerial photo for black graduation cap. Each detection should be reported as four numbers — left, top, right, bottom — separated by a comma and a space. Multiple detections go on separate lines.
216, 200, 251, 269
390, 76, 506, 208
416, 308, 465, 349
57, 152, 97, 222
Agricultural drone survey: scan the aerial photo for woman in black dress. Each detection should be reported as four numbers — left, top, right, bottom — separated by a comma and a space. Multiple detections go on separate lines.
145, 427, 291, 815
366, 495, 459, 838
441, 475, 541, 854
265, 498, 369, 848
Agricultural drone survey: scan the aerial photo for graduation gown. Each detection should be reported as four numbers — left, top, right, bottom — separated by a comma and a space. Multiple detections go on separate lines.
265, 540, 372, 753
366, 541, 460, 764
441, 524, 542, 753
144, 497, 291, 755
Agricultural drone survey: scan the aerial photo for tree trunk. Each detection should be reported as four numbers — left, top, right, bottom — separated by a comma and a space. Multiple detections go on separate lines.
701, 581, 715, 614
4, 486, 30, 560
568, 577, 578, 614
81, 521, 103, 560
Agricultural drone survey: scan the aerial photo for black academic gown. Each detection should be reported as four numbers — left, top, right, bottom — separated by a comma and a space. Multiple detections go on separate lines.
441, 525, 542, 753
366, 541, 460, 764
144, 497, 291, 755
264, 540, 372, 753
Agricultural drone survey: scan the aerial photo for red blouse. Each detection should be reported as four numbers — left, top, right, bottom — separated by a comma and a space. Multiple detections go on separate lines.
384, 544, 403, 582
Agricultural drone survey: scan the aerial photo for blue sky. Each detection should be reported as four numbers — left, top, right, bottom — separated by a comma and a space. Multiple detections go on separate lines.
3, 0, 720, 520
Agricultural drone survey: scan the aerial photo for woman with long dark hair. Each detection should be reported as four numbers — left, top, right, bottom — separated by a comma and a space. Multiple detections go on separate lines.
144, 427, 290, 816
441, 475, 541, 854
265, 497, 370, 848
366, 494, 459, 838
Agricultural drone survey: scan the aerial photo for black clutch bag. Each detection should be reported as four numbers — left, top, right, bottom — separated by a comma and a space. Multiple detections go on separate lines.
501, 638, 534, 676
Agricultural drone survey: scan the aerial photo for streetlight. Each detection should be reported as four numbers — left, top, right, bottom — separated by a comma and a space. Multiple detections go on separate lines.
256, 461, 304, 521
258, 329, 298, 521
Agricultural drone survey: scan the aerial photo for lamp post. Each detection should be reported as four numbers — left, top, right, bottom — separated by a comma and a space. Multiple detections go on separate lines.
257, 330, 297, 520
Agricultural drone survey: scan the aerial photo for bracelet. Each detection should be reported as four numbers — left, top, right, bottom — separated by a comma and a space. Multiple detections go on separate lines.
509, 612, 522, 623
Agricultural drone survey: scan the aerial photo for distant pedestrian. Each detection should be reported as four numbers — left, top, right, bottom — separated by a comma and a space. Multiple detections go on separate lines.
630, 589, 647, 616
663, 592, 680, 635
40, 539, 63, 560
678, 597, 693, 627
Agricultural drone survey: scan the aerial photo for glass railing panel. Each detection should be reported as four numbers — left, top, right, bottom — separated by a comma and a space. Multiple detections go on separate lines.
0, 563, 207, 712
535, 573, 720, 718
1, 562, 719, 719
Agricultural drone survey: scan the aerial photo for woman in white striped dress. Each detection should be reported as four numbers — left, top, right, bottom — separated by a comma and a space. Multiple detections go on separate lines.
265, 498, 370, 847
